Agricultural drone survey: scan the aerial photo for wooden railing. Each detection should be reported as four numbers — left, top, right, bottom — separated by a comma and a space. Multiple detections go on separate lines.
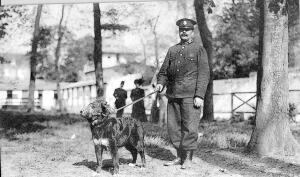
213, 89, 300, 117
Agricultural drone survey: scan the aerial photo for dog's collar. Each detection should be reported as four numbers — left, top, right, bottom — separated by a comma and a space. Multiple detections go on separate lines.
91, 114, 112, 126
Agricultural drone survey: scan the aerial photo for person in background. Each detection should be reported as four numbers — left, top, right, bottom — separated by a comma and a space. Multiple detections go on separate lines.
113, 81, 127, 118
130, 78, 147, 122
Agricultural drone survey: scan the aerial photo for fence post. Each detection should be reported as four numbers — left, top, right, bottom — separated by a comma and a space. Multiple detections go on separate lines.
231, 93, 234, 118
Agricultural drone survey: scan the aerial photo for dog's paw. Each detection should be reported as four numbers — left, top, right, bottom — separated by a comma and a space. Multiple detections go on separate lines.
128, 163, 137, 167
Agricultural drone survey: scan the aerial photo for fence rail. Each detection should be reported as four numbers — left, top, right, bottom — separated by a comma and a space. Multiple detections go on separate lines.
0, 98, 41, 109
213, 89, 300, 117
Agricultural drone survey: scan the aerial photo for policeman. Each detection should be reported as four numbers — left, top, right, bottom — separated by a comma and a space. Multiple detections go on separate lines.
156, 18, 210, 169
113, 81, 127, 118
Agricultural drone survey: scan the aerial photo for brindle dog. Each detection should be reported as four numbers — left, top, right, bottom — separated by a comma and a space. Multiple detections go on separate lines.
80, 99, 146, 174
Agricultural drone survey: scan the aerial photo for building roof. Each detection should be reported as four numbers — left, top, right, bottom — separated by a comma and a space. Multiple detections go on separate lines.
0, 79, 58, 91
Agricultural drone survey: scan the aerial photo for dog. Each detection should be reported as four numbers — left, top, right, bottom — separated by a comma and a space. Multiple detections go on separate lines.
80, 99, 146, 174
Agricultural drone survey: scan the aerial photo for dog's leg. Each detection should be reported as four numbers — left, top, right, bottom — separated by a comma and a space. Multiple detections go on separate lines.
110, 141, 119, 174
125, 144, 138, 165
95, 145, 103, 173
136, 124, 146, 168
139, 148, 146, 168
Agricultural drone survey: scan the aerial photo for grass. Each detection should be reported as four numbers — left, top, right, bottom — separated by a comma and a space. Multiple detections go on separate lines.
1, 111, 300, 177
1, 110, 296, 152
143, 121, 253, 150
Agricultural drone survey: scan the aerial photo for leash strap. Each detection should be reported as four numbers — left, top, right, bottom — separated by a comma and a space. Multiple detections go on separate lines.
115, 90, 158, 112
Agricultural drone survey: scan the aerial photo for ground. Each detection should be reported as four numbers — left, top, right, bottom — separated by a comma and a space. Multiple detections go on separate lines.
1, 111, 300, 177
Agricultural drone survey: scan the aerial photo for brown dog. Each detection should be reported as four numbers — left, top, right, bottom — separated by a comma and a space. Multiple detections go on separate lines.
80, 99, 146, 174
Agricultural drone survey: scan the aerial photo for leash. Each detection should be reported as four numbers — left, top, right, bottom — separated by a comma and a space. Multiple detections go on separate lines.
114, 90, 158, 112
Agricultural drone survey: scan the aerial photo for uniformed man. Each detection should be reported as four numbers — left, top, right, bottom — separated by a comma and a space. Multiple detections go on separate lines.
113, 81, 127, 118
156, 18, 210, 169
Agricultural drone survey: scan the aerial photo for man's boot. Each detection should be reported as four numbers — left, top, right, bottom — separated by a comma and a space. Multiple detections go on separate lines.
163, 149, 182, 166
180, 150, 193, 169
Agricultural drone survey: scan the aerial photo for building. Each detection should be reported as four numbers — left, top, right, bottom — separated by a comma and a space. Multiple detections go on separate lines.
0, 41, 141, 112
0, 53, 57, 110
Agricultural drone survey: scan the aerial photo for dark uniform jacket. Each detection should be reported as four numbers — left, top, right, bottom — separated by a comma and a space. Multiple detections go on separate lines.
157, 40, 210, 99
130, 88, 147, 122
113, 88, 127, 108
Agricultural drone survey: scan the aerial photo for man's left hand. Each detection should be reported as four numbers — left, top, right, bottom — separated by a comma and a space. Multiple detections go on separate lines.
194, 97, 204, 108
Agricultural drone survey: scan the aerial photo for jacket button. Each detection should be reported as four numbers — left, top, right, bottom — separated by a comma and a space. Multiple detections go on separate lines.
180, 53, 182, 56
177, 69, 179, 72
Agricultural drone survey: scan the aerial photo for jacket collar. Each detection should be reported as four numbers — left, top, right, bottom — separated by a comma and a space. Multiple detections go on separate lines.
179, 39, 194, 45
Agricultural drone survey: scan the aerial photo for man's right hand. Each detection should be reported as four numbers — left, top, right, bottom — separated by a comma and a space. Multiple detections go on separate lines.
155, 84, 164, 92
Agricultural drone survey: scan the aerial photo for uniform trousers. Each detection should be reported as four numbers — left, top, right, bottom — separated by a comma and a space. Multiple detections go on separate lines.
167, 97, 201, 151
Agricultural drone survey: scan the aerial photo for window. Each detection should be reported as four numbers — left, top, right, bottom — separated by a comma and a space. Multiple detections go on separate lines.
7, 90, 12, 99
54, 91, 58, 99
38, 90, 43, 99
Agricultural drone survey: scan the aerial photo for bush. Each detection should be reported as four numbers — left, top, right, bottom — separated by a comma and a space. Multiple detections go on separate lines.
0, 110, 83, 140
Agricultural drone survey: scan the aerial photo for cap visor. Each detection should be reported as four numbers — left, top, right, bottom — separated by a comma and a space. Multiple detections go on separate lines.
179, 27, 194, 30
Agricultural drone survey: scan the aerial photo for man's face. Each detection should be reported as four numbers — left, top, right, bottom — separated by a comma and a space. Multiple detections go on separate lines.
179, 28, 194, 42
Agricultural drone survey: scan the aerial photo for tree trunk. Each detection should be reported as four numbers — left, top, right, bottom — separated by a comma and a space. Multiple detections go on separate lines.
154, 31, 159, 69
55, 5, 65, 112
28, 5, 43, 112
288, 1, 300, 69
194, 0, 214, 122
93, 3, 104, 98
247, 0, 300, 157
140, 37, 147, 65
153, 15, 160, 69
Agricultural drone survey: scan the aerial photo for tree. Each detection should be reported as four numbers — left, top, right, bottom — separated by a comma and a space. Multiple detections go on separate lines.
288, 0, 300, 68
194, 0, 215, 122
93, 3, 104, 98
146, 14, 161, 69
54, 5, 66, 111
213, 0, 260, 79
28, 5, 43, 112
247, 0, 300, 157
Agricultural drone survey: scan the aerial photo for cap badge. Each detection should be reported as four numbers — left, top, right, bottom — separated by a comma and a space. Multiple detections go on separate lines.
183, 21, 187, 25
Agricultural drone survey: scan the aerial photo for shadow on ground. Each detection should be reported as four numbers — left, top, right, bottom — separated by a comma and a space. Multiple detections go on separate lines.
73, 158, 133, 174
195, 148, 300, 177
146, 145, 176, 161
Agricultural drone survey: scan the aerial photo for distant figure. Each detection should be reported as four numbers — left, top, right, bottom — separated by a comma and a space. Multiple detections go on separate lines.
113, 81, 127, 118
130, 79, 147, 122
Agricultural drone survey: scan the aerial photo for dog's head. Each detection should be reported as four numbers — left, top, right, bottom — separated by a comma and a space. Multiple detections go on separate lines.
80, 99, 114, 124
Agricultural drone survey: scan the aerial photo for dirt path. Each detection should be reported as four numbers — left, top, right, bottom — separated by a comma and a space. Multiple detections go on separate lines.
1, 121, 300, 177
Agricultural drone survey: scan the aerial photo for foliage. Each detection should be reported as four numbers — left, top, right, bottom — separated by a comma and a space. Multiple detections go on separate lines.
0, 110, 82, 140
113, 61, 156, 85
0, 5, 28, 62
0, 56, 10, 64
0, 5, 24, 38
213, 0, 259, 79
102, 8, 129, 34
32, 25, 77, 82
268, 0, 288, 15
